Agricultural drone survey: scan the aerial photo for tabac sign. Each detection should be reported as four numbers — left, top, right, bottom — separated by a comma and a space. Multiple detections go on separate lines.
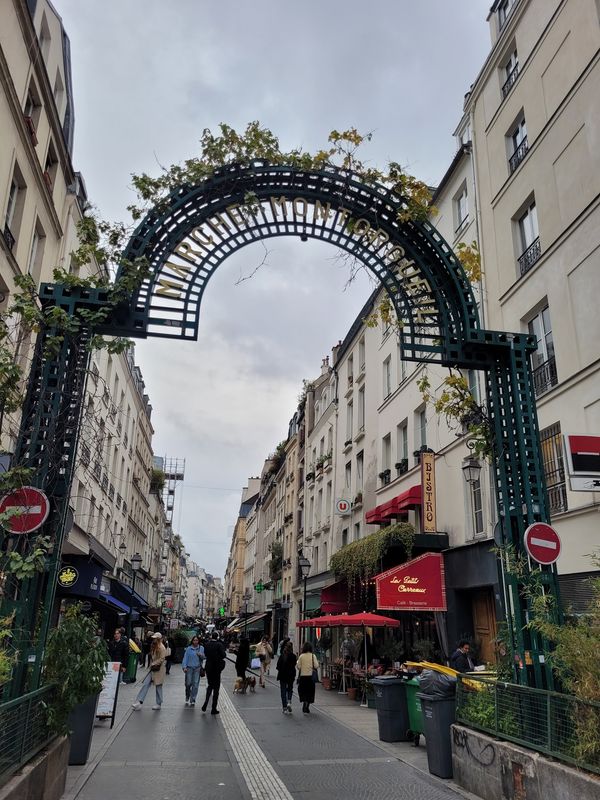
375, 553, 446, 612
420, 450, 436, 532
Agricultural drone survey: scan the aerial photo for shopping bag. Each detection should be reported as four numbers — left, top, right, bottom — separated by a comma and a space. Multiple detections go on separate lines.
250, 657, 261, 669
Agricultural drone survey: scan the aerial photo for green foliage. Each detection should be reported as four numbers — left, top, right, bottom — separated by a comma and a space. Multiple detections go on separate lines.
456, 241, 482, 283
417, 369, 493, 459
268, 540, 283, 579
0, 613, 16, 686
171, 628, 189, 647
150, 467, 166, 494
43, 603, 108, 735
330, 522, 415, 586
3, 536, 51, 579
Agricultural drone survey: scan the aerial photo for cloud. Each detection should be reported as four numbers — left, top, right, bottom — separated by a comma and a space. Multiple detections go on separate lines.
57, 0, 492, 575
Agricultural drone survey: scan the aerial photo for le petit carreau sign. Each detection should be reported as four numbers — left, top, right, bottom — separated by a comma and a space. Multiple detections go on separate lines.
375, 552, 446, 612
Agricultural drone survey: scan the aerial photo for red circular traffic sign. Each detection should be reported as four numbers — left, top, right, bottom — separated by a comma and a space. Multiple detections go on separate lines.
0, 486, 50, 534
524, 522, 561, 565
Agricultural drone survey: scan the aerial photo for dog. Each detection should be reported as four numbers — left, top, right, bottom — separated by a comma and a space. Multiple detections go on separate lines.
233, 675, 256, 694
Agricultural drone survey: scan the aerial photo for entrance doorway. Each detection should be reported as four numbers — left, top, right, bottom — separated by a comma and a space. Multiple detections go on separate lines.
472, 588, 497, 665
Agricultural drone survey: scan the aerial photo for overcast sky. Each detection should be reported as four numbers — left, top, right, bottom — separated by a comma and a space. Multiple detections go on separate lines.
57, 0, 492, 578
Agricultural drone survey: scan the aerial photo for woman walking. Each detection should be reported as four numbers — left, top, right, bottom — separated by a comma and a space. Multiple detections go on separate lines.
131, 632, 167, 710
297, 641, 319, 714
256, 635, 273, 688
182, 635, 205, 707
277, 641, 297, 714
235, 638, 250, 682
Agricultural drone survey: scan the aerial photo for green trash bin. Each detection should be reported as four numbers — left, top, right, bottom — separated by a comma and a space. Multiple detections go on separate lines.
405, 678, 424, 745
125, 651, 138, 683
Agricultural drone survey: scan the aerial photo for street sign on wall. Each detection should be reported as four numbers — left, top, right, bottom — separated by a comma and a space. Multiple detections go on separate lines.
335, 498, 351, 515
524, 523, 561, 565
420, 452, 437, 532
564, 433, 600, 491
0, 486, 50, 534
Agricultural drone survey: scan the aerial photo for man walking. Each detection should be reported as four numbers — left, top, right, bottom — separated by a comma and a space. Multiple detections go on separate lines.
201, 632, 226, 715
108, 629, 129, 683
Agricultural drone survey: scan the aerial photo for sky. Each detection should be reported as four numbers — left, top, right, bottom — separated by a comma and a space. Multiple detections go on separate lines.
56, 0, 493, 578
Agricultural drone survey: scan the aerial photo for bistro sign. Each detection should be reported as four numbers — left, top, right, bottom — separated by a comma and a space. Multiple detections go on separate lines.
375, 552, 446, 611
421, 451, 436, 533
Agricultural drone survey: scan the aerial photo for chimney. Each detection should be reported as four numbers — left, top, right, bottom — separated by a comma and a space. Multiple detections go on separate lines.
331, 340, 343, 366
321, 356, 330, 376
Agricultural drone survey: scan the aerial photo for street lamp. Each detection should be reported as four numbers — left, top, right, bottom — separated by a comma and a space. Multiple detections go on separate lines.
298, 555, 311, 641
242, 589, 252, 638
127, 552, 143, 637
462, 456, 482, 485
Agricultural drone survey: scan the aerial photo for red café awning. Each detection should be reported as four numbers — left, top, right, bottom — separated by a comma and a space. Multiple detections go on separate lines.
375, 552, 447, 612
365, 484, 422, 525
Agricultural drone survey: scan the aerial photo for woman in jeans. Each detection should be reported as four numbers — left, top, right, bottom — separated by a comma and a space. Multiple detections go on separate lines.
296, 641, 319, 714
276, 641, 297, 714
182, 635, 205, 706
131, 632, 167, 710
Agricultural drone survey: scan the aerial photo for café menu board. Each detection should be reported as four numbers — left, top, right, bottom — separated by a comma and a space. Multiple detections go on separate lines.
97, 662, 121, 719
375, 552, 447, 611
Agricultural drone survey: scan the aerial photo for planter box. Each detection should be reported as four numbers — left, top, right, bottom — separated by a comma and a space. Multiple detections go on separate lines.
67, 693, 99, 766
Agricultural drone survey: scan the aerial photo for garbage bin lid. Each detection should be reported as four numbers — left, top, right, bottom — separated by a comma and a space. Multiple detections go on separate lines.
416, 692, 456, 701
371, 676, 404, 685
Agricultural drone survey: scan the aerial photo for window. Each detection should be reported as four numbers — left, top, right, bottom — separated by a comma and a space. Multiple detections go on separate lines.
397, 423, 408, 471
528, 306, 557, 395
326, 480, 332, 513
347, 354, 354, 386
517, 200, 541, 275
540, 423, 567, 515
502, 48, 519, 98
27, 219, 46, 279
418, 409, 427, 449
470, 479, 484, 536
383, 356, 392, 400
346, 401, 353, 443
397, 343, 406, 383
4, 164, 26, 249
381, 434, 391, 483
23, 80, 42, 143
454, 185, 468, 232
354, 522, 361, 542
345, 461, 352, 489
314, 546, 319, 572
53, 69, 65, 118
44, 140, 59, 194
356, 451, 364, 488
467, 370, 479, 404
39, 12, 51, 62
358, 337, 365, 370
357, 386, 365, 431
323, 542, 328, 571
509, 117, 528, 173
498, 0, 516, 29
341, 528, 348, 548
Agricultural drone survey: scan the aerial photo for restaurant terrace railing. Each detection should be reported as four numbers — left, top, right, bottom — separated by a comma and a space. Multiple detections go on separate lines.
456, 674, 600, 775
0, 685, 56, 787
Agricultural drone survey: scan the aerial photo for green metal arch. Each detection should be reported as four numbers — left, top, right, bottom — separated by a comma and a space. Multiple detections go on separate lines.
115, 161, 480, 365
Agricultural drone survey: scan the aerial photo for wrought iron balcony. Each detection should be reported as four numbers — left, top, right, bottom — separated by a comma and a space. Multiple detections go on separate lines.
2, 224, 15, 252
532, 356, 558, 397
509, 137, 528, 173
502, 65, 519, 98
546, 472, 568, 516
518, 236, 541, 276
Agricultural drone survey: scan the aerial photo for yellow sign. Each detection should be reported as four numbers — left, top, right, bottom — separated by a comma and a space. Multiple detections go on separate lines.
57, 566, 78, 588
421, 451, 437, 533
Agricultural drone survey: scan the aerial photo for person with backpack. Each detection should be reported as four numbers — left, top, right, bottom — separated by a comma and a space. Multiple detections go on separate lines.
201, 632, 226, 715
182, 635, 205, 706
276, 640, 297, 714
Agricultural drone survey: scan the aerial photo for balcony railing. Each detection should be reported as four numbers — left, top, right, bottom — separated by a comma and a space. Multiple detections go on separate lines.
509, 136, 528, 173
518, 236, 541, 276
2, 224, 15, 252
501, 64, 519, 98
532, 356, 558, 397
546, 471, 568, 516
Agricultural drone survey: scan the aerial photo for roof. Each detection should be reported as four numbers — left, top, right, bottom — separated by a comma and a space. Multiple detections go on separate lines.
430, 144, 470, 205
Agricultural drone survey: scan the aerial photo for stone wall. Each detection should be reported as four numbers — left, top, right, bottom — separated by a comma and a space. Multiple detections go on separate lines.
451, 724, 600, 800
0, 736, 69, 800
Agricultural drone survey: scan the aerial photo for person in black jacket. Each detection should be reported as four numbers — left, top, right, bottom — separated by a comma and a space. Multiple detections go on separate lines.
201, 633, 226, 714
108, 629, 129, 681
235, 638, 250, 681
450, 640, 475, 672
276, 641, 297, 714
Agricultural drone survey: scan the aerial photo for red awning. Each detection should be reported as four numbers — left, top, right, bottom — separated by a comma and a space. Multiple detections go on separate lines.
320, 580, 354, 614
365, 484, 422, 525
375, 553, 447, 612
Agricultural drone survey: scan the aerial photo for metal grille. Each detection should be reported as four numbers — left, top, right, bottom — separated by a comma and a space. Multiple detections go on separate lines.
0, 686, 55, 787
540, 421, 567, 516
502, 65, 519, 98
509, 137, 529, 173
532, 356, 558, 397
456, 675, 600, 774
518, 236, 542, 276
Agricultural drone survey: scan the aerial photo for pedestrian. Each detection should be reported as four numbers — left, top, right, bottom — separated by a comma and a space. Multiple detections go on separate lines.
165, 635, 174, 675
182, 635, 205, 707
277, 641, 297, 714
277, 636, 291, 657
450, 639, 475, 672
131, 632, 167, 710
107, 628, 129, 683
255, 635, 273, 688
296, 641, 319, 714
235, 637, 250, 681
143, 631, 153, 667
201, 631, 226, 715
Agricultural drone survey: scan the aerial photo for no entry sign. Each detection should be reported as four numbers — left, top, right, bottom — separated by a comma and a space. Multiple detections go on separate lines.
0, 486, 50, 534
524, 523, 561, 565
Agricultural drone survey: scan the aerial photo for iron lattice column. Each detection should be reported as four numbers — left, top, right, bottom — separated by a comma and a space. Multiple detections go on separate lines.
3, 287, 105, 698
486, 338, 562, 689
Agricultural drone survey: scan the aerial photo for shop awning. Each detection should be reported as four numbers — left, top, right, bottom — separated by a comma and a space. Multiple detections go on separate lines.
243, 612, 269, 631
99, 593, 130, 613
226, 617, 243, 630
375, 552, 446, 612
365, 484, 422, 525
321, 581, 353, 614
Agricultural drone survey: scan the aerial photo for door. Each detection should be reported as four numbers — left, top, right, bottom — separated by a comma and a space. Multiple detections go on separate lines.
472, 589, 497, 665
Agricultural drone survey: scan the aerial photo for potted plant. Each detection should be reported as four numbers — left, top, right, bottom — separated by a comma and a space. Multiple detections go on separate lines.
365, 680, 376, 709
347, 686, 358, 701
44, 603, 108, 765
171, 628, 189, 662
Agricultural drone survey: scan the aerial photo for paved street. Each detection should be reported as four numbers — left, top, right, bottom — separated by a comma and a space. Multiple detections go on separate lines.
66, 664, 480, 800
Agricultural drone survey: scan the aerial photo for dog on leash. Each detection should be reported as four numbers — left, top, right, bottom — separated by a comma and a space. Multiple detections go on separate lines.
233, 675, 257, 694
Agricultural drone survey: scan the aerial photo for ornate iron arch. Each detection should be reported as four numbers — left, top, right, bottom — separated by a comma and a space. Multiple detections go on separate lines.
5, 160, 561, 701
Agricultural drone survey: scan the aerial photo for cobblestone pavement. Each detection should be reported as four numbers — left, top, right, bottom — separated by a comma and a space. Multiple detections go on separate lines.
69, 663, 481, 800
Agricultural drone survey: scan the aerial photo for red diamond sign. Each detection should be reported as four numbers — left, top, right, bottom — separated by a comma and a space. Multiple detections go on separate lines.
0, 486, 50, 534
